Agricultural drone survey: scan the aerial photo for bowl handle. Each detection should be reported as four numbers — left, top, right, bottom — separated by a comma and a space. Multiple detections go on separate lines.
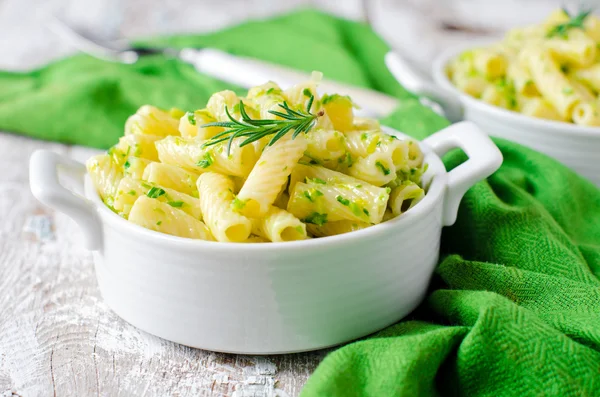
423, 121, 503, 226
29, 150, 103, 250
385, 51, 463, 122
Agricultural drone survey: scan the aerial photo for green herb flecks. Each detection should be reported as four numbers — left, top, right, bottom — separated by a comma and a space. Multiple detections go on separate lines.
307, 177, 326, 185
232, 197, 246, 210
375, 161, 391, 176
201, 95, 324, 156
124, 160, 130, 169
336, 196, 350, 206
146, 187, 166, 199
303, 189, 324, 202
302, 212, 328, 226
196, 152, 214, 168
186, 111, 196, 126
156, 220, 162, 226
547, 8, 592, 39
128, 190, 137, 196
303, 88, 312, 97
168, 201, 184, 208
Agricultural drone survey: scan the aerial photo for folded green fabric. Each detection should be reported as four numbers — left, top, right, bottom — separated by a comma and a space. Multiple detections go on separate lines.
4, 9, 600, 396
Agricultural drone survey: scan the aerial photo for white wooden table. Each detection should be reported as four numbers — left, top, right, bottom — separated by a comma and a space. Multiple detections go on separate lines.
0, 0, 553, 395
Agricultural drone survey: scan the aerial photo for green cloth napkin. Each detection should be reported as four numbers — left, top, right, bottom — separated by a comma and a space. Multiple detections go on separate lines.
4, 9, 600, 396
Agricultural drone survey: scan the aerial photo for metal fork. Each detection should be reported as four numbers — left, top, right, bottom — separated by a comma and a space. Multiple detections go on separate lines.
47, 15, 400, 118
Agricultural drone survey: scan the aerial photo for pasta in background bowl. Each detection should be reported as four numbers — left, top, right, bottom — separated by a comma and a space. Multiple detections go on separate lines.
29, 76, 501, 353
385, 9, 600, 188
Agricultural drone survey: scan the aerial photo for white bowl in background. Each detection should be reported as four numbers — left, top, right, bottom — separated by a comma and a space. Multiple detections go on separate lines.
385, 45, 600, 187
29, 122, 501, 354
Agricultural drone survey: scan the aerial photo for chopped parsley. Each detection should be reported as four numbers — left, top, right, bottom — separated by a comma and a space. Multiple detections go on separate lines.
303, 189, 324, 202
361, 133, 368, 141
124, 160, 130, 169
186, 111, 196, 125
167, 201, 184, 208
128, 190, 137, 196
196, 152, 214, 168
302, 212, 328, 226
303, 88, 312, 97
375, 161, 391, 176
308, 177, 327, 185
349, 202, 363, 217
146, 187, 166, 199
336, 195, 350, 206
338, 152, 353, 168
156, 221, 162, 226
547, 8, 592, 39
266, 87, 278, 95
232, 197, 246, 210
363, 208, 370, 216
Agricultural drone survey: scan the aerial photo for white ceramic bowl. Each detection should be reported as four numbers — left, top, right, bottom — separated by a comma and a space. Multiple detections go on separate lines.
29, 122, 501, 354
385, 45, 600, 187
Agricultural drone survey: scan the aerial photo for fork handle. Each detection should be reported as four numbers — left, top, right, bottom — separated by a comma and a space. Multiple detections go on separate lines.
179, 48, 398, 118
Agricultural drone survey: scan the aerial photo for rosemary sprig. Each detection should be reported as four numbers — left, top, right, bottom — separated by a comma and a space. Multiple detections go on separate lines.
200, 95, 324, 155
546, 8, 592, 38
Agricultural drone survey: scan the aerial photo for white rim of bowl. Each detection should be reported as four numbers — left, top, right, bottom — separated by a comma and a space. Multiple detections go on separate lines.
431, 40, 600, 138
87, 128, 448, 252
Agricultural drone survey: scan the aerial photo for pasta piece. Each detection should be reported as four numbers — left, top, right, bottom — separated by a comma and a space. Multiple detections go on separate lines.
321, 94, 354, 132
206, 90, 259, 122
142, 162, 199, 197
290, 164, 382, 193
196, 172, 252, 242
353, 117, 380, 131
542, 9, 570, 28
235, 134, 307, 217
179, 109, 223, 140
123, 157, 151, 180
584, 15, 600, 42
406, 140, 425, 170
86, 154, 123, 204
304, 129, 346, 165
117, 134, 161, 161
252, 206, 307, 242
573, 102, 600, 126
545, 29, 596, 68
155, 136, 258, 177
572, 64, 600, 92
388, 182, 425, 216
507, 63, 539, 97
248, 81, 287, 120
522, 48, 582, 119
129, 196, 213, 240
283, 77, 335, 130
568, 77, 596, 102
287, 180, 388, 224
521, 98, 563, 121
306, 220, 370, 237
472, 49, 508, 78
481, 84, 513, 110
348, 151, 397, 186
344, 131, 410, 170
124, 105, 180, 137
451, 73, 489, 98
113, 178, 202, 219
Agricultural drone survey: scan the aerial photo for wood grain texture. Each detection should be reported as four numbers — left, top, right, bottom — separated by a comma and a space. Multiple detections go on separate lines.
0, 133, 329, 397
